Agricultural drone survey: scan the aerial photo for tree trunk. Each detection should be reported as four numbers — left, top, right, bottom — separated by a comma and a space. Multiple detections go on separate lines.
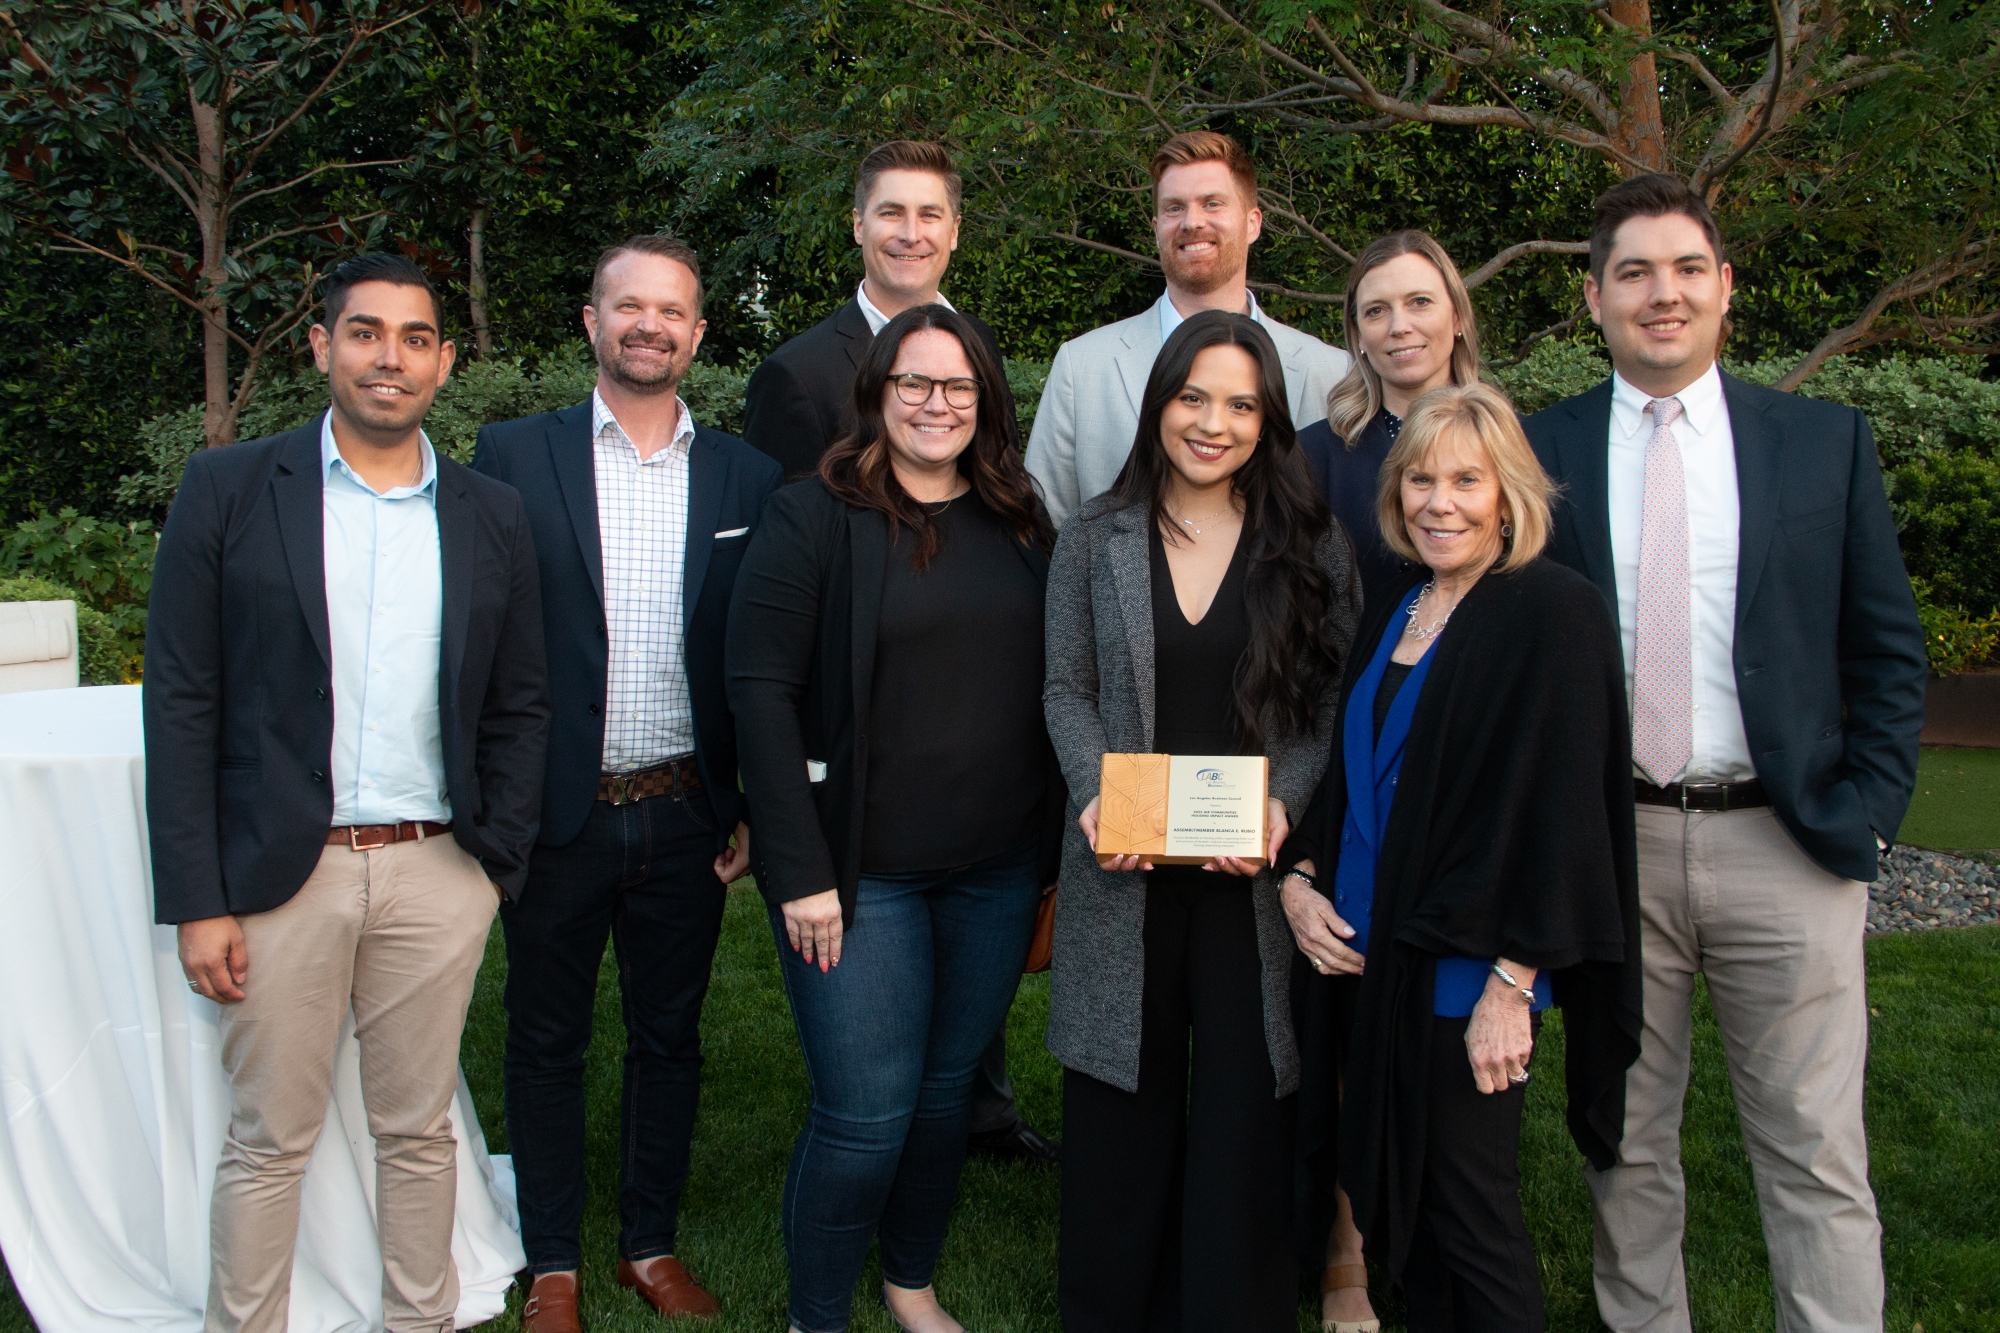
468, 202, 493, 357
1609, 0, 1668, 174
188, 15, 236, 449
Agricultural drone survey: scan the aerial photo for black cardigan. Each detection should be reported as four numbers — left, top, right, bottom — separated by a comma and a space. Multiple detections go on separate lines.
725, 477, 1066, 925
1292, 557, 1642, 1276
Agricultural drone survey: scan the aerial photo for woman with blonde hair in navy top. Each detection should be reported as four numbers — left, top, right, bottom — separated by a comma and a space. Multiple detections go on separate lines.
1282, 381, 1642, 1332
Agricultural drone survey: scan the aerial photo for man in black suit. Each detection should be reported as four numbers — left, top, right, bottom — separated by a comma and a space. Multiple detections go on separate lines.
1524, 174, 1927, 1333
472, 235, 781, 1332
150, 254, 548, 1333
741, 139, 1009, 480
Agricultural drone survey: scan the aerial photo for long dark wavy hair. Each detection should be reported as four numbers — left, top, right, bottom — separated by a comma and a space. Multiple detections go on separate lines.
819, 304, 1052, 567
1108, 309, 1351, 749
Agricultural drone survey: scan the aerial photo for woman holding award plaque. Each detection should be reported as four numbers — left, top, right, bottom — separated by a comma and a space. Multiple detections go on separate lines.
726, 304, 1064, 1333
1280, 382, 1641, 1332
1043, 309, 1359, 1332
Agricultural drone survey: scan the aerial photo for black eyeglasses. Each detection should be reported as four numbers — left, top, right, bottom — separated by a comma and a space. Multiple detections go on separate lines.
890, 373, 982, 409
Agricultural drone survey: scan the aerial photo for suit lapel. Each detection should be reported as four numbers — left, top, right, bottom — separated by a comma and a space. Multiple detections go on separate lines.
1113, 302, 1165, 417
1725, 373, 1783, 626
1555, 382, 1618, 607
272, 417, 331, 668
548, 402, 604, 607
683, 429, 726, 632
849, 505, 890, 733
835, 300, 873, 375
434, 459, 474, 701
1105, 507, 1156, 750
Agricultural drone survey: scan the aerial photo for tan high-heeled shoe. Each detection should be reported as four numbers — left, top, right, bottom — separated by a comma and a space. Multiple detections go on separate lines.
1321, 1263, 1381, 1333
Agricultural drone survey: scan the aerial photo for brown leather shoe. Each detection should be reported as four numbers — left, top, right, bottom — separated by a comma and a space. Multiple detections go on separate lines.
617, 1256, 721, 1321
521, 1272, 581, 1333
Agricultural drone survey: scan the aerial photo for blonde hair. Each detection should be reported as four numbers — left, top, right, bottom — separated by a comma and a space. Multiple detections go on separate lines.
1149, 130, 1258, 208
1375, 381, 1554, 574
1326, 230, 1481, 443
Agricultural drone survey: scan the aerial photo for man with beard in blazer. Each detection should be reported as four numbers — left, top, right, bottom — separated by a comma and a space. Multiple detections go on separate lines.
742, 139, 1059, 1171
151, 253, 548, 1333
1523, 173, 1927, 1333
473, 235, 780, 1331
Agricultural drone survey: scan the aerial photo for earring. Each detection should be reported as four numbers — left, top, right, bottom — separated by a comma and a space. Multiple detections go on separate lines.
1501, 522, 1514, 538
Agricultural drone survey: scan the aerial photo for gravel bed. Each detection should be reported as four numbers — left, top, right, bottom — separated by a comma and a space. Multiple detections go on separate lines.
1869, 845, 2000, 934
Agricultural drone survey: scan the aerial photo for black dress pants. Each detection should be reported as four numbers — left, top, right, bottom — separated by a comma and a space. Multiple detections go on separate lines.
1059, 870, 1297, 1333
1402, 1013, 1546, 1333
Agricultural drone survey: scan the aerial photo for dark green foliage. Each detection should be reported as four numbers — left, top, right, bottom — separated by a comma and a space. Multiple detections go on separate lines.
0, 575, 130, 684
1891, 454, 2000, 619
0, 509, 154, 672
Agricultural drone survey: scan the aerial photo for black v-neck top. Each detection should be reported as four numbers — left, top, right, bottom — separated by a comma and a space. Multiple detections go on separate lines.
1149, 523, 1253, 757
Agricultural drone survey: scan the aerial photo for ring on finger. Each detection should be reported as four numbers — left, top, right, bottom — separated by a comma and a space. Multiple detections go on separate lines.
1508, 1070, 1530, 1084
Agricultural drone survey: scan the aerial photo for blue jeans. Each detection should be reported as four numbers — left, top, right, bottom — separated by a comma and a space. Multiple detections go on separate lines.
771, 841, 1041, 1333
500, 786, 724, 1273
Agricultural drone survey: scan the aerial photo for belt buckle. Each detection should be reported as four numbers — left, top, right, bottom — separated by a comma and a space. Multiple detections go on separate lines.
1679, 784, 1722, 813
606, 774, 632, 806
348, 825, 391, 851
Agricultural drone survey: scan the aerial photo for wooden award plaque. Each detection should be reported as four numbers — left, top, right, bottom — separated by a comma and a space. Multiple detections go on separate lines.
1095, 753, 1269, 867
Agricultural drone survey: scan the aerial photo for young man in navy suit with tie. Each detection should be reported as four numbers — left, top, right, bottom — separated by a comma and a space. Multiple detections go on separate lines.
473, 235, 783, 1331
1524, 175, 1927, 1333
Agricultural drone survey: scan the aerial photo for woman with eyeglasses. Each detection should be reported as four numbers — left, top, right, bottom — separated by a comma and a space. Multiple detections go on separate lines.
727, 304, 1064, 1333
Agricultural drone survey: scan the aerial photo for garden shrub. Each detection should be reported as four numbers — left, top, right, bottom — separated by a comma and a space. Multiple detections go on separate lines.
0, 575, 130, 684
1890, 451, 2000, 620
0, 508, 156, 664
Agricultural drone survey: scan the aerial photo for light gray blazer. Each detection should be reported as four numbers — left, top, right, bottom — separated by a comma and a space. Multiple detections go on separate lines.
1041, 495, 1357, 1097
1025, 292, 1352, 527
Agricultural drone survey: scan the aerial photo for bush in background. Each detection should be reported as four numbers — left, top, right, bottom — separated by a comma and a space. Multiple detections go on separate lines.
0, 575, 131, 684
0, 509, 155, 676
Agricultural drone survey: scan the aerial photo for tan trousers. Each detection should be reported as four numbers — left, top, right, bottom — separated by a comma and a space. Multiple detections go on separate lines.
1586, 806, 1883, 1333
205, 834, 498, 1333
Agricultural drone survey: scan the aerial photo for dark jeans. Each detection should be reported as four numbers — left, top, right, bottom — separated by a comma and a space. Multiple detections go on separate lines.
500, 787, 724, 1274
1402, 1013, 1546, 1333
1059, 869, 1298, 1333
772, 841, 1040, 1333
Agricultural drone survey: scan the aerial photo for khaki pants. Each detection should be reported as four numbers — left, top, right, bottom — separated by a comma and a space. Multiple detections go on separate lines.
205, 834, 499, 1333
1586, 807, 1883, 1333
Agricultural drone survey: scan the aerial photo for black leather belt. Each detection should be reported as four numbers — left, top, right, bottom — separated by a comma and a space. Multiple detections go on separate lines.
1634, 778, 1768, 812
598, 756, 702, 805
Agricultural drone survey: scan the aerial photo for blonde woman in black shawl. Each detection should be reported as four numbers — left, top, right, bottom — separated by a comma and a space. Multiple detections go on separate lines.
1280, 382, 1641, 1331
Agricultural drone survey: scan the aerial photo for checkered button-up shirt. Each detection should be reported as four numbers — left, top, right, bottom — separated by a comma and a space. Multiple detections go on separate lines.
593, 388, 697, 771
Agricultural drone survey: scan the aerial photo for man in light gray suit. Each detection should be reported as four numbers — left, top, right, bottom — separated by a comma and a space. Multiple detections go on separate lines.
1026, 131, 1351, 525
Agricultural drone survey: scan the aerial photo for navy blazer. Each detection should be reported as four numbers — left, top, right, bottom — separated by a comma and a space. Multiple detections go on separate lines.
1524, 373, 1928, 882
146, 415, 550, 923
472, 401, 783, 849
1299, 411, 1409, 613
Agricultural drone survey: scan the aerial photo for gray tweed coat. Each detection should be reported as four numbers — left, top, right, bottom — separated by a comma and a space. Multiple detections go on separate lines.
1041, 494, 1358, 1097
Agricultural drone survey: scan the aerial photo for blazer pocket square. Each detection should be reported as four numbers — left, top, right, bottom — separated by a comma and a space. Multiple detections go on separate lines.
714, 527, 750, 540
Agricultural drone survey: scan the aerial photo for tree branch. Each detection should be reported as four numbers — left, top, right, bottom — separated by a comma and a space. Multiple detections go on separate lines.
1051, 231, 1343, 304
1258, 200, 1356, 264
1692, 0, 1788, 197
1776, 238, 1995, 390
234, 158, 409, 209
26, 220, 257, 353
1462, 239, 1592, 289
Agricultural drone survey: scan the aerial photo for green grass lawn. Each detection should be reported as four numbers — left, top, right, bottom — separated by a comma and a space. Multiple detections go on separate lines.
6, 900, 1997, 1333
1901, 747, 2000, 855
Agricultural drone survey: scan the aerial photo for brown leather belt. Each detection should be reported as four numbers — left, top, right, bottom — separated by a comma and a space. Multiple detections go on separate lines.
1634, 778, 1769, 812
598, 756, 702, 806
328, 821, 453, 850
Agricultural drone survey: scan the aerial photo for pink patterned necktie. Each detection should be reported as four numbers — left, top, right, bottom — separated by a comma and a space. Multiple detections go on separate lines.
1632, 397, 1692, 788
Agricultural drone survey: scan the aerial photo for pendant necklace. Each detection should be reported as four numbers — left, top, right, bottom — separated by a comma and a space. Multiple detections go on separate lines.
1405, 581, 1455, 640
1172, 503, 1236, 536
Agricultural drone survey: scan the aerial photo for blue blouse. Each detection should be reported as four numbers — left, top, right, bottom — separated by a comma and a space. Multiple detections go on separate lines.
1331, 585, 1553, 1017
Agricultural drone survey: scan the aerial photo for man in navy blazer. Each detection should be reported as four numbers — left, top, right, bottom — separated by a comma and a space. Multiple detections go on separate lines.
1524, 175, 1926, 1333
472, 235, 781, 1331
149, 255, 548, 1332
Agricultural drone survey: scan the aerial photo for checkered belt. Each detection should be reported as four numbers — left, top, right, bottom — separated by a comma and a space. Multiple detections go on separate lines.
598, 756, 702, 805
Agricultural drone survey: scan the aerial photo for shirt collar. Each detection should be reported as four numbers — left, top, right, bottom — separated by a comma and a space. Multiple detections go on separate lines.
319, 411, 438, 498
856, 281, 956, 336
1158, 289, 1262, 344
592, 387, 696, 455
1610, 361, 1726, 441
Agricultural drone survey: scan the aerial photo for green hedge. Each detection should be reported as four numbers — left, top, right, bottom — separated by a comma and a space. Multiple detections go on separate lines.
108, 341, 2000, 676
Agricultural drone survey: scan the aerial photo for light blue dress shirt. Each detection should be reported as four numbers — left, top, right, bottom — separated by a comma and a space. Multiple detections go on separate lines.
320, 414, 451, 826
1158, 288, 1264, 343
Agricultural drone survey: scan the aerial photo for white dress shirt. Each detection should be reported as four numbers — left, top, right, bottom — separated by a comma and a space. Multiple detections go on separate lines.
320, 415, 451, 825
856, 281, 956, 335
1607, 363, 1755, 782
1157, 287, 1262, 343
593, 389, 698, 772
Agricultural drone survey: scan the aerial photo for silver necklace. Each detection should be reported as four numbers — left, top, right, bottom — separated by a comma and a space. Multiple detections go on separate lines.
1171, 503, 1237, 535
1404, 581, 1454, 640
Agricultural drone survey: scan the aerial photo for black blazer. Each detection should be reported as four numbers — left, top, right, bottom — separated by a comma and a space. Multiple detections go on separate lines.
472, 401, 782, 849
146, 415, 550, 924
1524, 373, 1928, 882
1299, 411, 1409, 612
741, 298, 1011, 480
724, 478, 1064, 925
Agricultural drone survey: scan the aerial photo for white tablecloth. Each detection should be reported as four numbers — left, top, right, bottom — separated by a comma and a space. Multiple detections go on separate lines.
0, 686, 524, 1331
